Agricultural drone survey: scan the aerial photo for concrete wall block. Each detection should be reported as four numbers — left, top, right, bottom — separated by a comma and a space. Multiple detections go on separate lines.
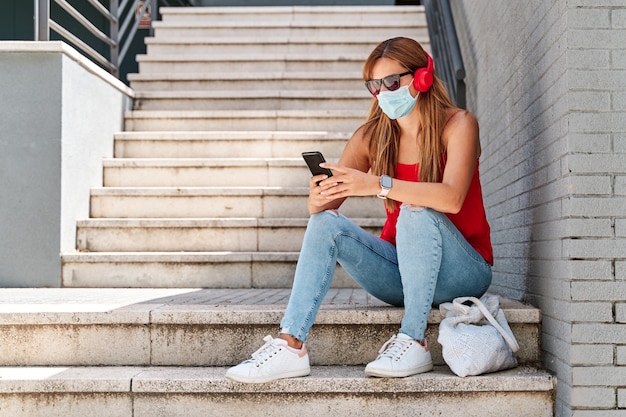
612, 92, 626, 111
613, 49, 626, 69
572, 281, 626, 301
569, 218, 614, 238
571, 302, 614, 322
573, 323, 626, 344
617, 261, 626, 280
567, 49, 611, 69
613, 9, 626, 28
616, 176, 626, 195
617, 346, 626, 365
617, 302, 626, 323
570, 260, 614, 280
568, 111, 617, 134
568, 197, 626, 217
567, 133, 612, 153
568, 69, 626, 91
569, 8, 611, 28
619, 388, 626, 409
567, 154, 626, 174
572, 344, 614, 366
568, 175, 613, 195
564, 237, 626, 259
569, 91, 611, 112
573, 365, 626, 387
571, 386, 616, 408
616, 219, 626, 237
569, 27, 626, 50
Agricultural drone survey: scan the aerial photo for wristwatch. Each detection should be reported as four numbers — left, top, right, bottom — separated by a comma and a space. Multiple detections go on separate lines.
377, 175, 393, 199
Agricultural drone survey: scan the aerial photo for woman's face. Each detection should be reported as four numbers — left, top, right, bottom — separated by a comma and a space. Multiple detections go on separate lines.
370, 58, 418, 98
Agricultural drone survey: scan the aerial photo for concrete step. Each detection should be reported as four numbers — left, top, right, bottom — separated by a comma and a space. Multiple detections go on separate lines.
0, 365, 554, 417
158, 5, 426, 25
132, 90, 371, 111
0, 288, 542, 368
61, 252, 358, 288
75, 218, 383, 252
113, 131, 351, 158
90, 187, 385, 219
150, 22, 428, 41
143, 36, 429, 56
102, 158, 325, 187
123, 110, 366, 131
128, 71, 365, 92
135, 53, 368, 74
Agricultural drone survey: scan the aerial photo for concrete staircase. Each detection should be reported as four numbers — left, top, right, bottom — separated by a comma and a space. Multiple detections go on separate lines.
0, 6, 554, 416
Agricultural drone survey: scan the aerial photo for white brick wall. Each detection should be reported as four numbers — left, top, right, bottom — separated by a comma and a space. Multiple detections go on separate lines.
451, 0, 626, 415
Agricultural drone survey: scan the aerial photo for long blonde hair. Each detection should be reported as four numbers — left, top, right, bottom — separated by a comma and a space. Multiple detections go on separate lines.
362, 37, 456, 210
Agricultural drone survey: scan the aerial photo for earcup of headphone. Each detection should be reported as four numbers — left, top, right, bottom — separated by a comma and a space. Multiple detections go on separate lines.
413, 54, 434, 92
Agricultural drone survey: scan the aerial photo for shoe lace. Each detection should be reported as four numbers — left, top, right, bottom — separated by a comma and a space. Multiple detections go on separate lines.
377, 334, 414, 361
246, 335, 282, 367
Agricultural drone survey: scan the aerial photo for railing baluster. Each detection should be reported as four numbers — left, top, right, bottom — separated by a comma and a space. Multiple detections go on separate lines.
111, 0, 119, 77
36, 0, 50, 41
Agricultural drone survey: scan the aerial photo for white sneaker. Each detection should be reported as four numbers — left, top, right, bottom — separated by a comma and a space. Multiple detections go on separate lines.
364, 333, 433, 378
225, 335, 311, 383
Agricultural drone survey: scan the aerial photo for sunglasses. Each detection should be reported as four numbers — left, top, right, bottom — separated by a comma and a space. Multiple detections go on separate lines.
365, 71, 413, 96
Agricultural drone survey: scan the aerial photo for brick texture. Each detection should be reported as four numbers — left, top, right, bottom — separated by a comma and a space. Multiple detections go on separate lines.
452, 0, 625, 415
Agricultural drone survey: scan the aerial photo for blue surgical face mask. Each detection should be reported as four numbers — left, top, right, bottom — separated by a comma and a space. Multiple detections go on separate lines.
377, 84, 418, 119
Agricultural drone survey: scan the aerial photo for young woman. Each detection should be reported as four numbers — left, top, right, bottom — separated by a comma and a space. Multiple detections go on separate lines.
226, 37, 493, 383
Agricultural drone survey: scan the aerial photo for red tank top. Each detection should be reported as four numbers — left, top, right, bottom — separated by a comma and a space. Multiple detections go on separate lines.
379, 161, 493, 265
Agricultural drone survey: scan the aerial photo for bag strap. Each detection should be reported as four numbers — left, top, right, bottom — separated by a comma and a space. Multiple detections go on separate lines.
459, 296, 520, 352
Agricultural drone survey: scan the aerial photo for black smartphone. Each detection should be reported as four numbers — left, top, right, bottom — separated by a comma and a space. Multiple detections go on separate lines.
302, 151, 333, 184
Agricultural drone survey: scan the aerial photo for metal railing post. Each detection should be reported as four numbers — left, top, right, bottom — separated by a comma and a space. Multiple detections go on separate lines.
110, 0, 119, 77
150, 0, 158, 37
35, 0, 50, 41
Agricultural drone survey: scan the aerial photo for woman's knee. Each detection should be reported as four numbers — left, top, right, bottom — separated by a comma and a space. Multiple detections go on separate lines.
397, 206, 444, 234
308, 210, 348, 232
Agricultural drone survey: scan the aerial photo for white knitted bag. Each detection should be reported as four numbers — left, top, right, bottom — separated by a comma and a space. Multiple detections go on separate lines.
438, 295, 519, 377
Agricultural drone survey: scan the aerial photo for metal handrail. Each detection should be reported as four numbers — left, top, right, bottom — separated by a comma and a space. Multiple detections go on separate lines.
35, 0, 192, 78
423, 0, 466, 109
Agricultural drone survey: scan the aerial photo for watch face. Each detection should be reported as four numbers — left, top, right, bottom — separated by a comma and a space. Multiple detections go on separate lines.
381, 175, 393, 189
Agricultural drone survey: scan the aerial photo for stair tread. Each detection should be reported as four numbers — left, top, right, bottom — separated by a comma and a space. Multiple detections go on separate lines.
143, 36, 428, 45
159, 5, 424, 13
76, 217, 384, 227
125, 109, 366, 117
136, 53, 369, 61
0, 288, 541, 325
130, 71, 361, 78
90, 186, 310, 195
113, 130, 353, 139
62, 251, 301, 261
0, 365, 553, 394
102, 157, 331, 166
151, 20, 425, 29
134, 90, 370, 98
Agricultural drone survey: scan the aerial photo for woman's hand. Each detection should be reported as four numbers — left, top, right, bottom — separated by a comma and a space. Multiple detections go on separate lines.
317, 163, 380, 199
307, 173, 339, 214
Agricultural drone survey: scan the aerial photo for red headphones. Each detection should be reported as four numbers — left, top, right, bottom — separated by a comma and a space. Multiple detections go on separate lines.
413, 53, 434, 93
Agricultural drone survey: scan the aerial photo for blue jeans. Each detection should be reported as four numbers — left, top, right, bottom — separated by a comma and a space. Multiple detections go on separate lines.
280, 206, 492, 342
